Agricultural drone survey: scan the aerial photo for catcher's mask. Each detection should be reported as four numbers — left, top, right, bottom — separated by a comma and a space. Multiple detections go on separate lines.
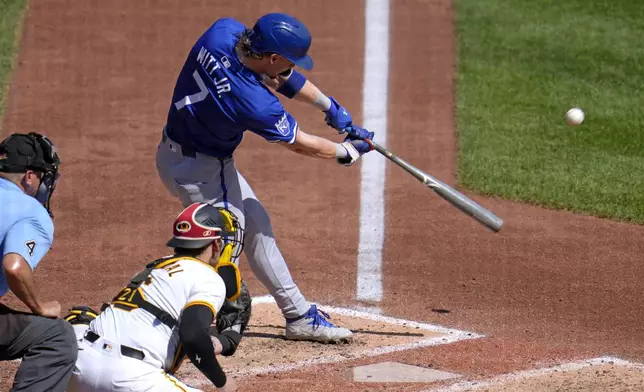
167, 202, 245, 300
0, 132, 61, 216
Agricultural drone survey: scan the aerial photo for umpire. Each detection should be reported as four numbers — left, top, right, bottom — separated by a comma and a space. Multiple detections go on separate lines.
0, 132, 77, 391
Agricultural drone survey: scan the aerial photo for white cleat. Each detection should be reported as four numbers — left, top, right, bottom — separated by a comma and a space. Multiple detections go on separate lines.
285, 305, 353, 343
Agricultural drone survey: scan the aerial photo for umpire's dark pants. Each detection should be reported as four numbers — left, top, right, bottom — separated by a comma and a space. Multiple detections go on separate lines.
0, 303, 78, 392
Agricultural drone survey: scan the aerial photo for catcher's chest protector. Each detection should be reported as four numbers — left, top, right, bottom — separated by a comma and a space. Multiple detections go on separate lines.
110, 256, 193, 329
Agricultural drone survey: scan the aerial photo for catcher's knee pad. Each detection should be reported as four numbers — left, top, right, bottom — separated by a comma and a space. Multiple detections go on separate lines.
63, 305, 99, 325
64, 306, 100, 342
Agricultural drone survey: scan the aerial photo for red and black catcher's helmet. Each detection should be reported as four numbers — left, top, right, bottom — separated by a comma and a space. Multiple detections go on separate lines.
166, 203, 243, 256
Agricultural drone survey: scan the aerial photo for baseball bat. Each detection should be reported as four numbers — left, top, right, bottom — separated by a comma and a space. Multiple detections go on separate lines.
371, 142, 504, 232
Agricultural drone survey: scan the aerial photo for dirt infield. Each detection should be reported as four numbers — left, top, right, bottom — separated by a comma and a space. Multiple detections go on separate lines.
2, 0, 644, 391
174, 298, 477, 386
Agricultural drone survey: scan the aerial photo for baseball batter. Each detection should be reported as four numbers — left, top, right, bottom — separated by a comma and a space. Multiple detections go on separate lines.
156, 13, 374, 343
67, 202, 250, 392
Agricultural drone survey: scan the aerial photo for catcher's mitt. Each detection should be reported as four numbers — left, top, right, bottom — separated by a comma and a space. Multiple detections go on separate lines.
63, 306, 100, 326
211, 280, 251, 356
215, 280, 251, 334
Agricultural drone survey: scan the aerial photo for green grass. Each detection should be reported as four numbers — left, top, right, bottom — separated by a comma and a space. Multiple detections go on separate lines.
455, 0, 644, 223
0, 0, 27, 127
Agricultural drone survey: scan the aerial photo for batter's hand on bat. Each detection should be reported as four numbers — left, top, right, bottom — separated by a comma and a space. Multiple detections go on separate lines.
336, 129, 374, 166
343, 125, 375, 141
324, 97, 353, 131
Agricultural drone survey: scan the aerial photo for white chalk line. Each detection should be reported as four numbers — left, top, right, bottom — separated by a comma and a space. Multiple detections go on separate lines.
352, 304, 383, 315
253, 295, 482, 337
357, 0, 390, 303
180, 295, 483, 387
425, 356, 644, 392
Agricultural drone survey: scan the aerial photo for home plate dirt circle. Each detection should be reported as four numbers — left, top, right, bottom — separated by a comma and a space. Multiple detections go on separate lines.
174, 297, 644, 391
175, 295, 481, 387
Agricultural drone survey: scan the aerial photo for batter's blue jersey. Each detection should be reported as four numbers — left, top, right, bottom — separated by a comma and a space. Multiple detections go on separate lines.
166, 18, 299, 158
0, 178, 54, 296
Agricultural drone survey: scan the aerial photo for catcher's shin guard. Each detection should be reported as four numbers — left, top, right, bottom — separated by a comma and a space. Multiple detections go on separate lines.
63, 306, 99, 325
63, 305, 100, 341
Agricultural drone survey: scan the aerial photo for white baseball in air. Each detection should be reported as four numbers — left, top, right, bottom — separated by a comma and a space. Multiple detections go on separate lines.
565, 107, 585, 126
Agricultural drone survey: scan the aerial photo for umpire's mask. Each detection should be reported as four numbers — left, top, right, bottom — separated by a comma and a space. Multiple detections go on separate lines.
0, 132, 61, 217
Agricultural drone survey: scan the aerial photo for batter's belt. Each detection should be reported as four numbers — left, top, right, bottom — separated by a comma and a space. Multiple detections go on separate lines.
162, 127, 233, 160
84, 330, 145, 361
162, 128, 197, 158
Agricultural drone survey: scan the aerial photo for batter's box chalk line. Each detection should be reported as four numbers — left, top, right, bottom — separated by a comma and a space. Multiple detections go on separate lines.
181, 295, 484, 386
425, 356, 644, 392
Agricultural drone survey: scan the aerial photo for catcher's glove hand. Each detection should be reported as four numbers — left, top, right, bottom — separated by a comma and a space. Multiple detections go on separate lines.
63, 306, 100, 325
215, 280, 251, 334
211, 280, 251, 356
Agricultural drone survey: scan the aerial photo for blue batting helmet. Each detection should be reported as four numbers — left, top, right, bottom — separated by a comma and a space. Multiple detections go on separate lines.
249, 13, 314, 70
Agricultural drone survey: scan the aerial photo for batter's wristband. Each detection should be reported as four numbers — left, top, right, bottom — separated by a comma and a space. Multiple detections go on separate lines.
277, 70, 307, 99
335, 143, 350, 159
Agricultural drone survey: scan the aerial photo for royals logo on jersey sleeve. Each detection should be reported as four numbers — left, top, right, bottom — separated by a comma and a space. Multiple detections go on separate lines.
275, 114, 290, 136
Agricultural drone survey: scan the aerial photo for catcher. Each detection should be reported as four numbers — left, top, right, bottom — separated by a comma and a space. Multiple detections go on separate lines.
65, 202, 251, 392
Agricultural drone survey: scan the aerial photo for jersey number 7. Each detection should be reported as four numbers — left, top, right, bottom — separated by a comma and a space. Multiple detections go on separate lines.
174, 70, 231, 110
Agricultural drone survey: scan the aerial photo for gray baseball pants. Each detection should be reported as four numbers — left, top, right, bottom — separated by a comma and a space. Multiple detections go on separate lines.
156, 131, 309, 319
0, 303, 78, 392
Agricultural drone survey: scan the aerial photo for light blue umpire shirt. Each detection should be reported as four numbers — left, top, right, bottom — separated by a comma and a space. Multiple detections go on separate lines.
0, 177, 54, 296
